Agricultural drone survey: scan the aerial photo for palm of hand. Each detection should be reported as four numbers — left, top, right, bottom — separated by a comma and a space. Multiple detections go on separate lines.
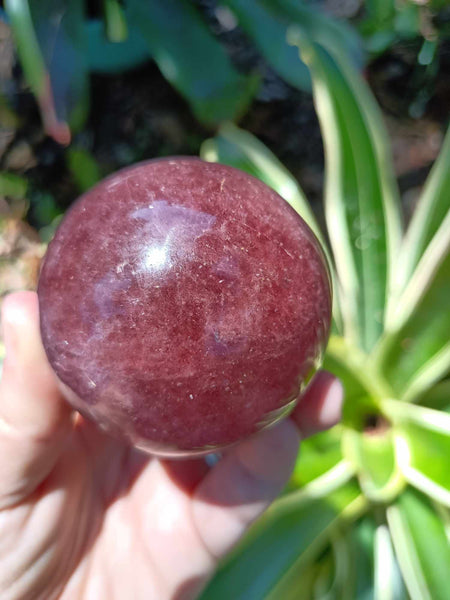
2, 408, 299, 600
3, 425, 214, 600
0, 292, 341, 600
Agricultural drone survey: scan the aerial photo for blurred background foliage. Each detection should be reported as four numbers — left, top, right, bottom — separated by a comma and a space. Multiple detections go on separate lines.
1, 0, 448, 248
0, 1, 449, 598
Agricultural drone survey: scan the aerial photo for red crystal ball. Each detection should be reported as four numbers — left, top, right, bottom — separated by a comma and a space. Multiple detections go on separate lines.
38, 158, 332, 456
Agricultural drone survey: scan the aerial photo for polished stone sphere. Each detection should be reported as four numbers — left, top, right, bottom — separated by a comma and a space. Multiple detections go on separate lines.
38, 158, 331, 456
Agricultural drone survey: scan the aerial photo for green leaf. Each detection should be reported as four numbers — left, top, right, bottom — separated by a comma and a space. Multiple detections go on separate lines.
66, 147, 101, 193
418, 39, 438, 67
387, 488, 450, 600
389, 125, 450, 314
86, 18, 149, 74
374, 524, 409, 600
222, 0, 311, 91
222, 0, 364, 94
384, 400, 450, 506
0, 92, 21, 128
325, 336, 393, 436
126, 0, 257, 126
201, 123, 343, 330
330, 529, 369, 599
271, 0, 364, 67
343, 427, 405, 503
374, 523, 408, 600
274, 531, 357, 600
29, 190, 62, 229
324, 348, 368, 407
4, 0, 47, 98
292, 428, 341, 486
347, 518, 376, 600
325, 335, 391, 404
417, 379, 450, 412
361, 27, 396, 56
365, 0, 396, 24
5, 0, 88, 144
0, 172, 28, 199
376, 215, 450, 401
397, 424, 450, 507
324, 534, 350, 599
265, 560, 318, 600
103, 0, 128, 43
394, 3, 420, 38
288, 33, 402, 353
39, 214, 63, 243
199, 484, 366, 600
383, 397, 450, 434
291, 427, 352, 491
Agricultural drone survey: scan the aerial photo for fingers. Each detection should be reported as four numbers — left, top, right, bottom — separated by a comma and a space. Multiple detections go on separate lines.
191, 371, 343, 560
291, 370, 343, 438
0, 291, 73, 507
161, 458, 211, 496
191, 419, 300, 559
0, 292, 69, 434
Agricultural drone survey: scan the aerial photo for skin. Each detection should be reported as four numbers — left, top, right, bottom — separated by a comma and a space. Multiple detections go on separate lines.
0, 291, 343, 600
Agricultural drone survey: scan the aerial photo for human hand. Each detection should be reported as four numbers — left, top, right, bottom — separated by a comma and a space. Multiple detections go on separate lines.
0, 291, 343, 600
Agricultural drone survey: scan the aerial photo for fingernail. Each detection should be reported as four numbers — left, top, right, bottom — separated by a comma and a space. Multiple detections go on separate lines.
319, 378, 344, 428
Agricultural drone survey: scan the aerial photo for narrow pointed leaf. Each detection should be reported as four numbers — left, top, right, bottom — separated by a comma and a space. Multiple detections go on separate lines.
4, 0, 46, 96
374, 524, 408, 600
288, 33, 402, 352
384, 400, 450, 506
199, 484, 365, 600
5, 0, 66, 143
389, 125, 450, 309
384, 398, 450, 435
376, 215, 450, 400
126, 0, 257, 126
388, 488, 450, 600
6, 0, 88, 143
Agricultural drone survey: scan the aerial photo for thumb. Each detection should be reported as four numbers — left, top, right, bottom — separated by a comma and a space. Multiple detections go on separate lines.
0, 291, 73, 508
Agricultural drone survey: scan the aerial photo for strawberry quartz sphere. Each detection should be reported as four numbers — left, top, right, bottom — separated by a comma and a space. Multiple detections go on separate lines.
38, 158, 332, 457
